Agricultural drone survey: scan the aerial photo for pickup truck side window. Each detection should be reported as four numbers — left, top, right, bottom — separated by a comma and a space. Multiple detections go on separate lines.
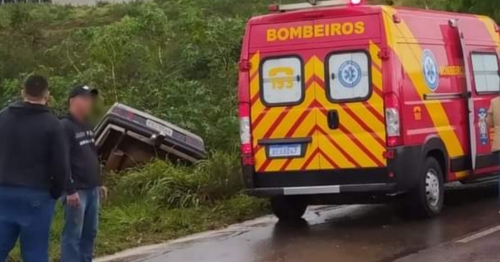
260, 56, 304, 106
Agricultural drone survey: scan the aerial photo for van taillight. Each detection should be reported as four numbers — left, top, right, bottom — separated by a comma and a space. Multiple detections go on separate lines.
239, 103, 253, 164
384, 92, 401, 147
240, 116, 251, 153
385, 108, 400, 146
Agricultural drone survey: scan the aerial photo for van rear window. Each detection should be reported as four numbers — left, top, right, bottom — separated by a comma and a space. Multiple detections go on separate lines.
326, 51, 371, 102
260, 56, 304, 106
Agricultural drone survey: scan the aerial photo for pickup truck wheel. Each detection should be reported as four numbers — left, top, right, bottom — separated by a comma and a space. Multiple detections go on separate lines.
270, 196, 307, 221
410, 157, 444, 218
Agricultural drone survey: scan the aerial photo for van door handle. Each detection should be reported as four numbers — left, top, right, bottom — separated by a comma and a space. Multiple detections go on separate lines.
327, 110, 340, 129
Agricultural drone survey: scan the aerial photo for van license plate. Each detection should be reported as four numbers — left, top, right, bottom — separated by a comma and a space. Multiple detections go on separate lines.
268, 144, 302, 158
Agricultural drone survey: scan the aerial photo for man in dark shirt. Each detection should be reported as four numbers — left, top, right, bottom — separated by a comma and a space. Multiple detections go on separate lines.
60, 85, 106, 262
0, 75, 70, 262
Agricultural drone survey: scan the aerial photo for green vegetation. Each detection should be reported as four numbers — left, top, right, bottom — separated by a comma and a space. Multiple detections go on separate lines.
0, 1, 275, 260
1, 0, 499, 261
8, 153, 269, 261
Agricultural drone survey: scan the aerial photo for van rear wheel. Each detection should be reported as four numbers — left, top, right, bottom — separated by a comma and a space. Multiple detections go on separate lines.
409, 157, 444, 218
270, 196, 307, 221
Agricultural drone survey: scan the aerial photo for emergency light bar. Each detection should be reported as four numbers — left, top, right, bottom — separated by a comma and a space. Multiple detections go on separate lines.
270, 0, 364, 12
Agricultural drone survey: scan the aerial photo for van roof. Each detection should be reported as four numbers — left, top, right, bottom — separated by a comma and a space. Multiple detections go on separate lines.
248, 5, 382, 25
247, 5, 496, 26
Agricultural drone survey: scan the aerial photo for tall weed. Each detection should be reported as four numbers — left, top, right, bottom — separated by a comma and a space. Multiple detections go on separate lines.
115, 150, 243, 208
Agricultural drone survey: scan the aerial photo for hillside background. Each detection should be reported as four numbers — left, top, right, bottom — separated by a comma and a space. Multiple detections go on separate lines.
52, 0, 136, 5
0, 0, 498, 151
0, 0, 499, 260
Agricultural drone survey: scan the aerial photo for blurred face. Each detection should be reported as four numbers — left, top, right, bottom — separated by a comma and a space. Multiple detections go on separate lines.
70, 95, 95, 118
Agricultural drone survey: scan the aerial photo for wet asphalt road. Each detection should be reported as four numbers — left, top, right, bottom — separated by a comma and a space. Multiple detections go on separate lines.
104, 181, 500, 262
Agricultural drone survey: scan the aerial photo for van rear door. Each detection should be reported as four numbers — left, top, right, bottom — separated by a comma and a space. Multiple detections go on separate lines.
312, 15, 387, 171
249, 21, 321, 173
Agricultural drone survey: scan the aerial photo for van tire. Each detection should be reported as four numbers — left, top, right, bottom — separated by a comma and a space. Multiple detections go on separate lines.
409, 157, 444, 218
270, 196, 307, 221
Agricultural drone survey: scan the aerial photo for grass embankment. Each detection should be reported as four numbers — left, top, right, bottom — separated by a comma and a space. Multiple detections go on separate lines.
8, 151, 269, 261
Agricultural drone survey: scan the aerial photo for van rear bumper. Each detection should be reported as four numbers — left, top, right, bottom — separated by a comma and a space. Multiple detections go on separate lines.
242, 167, 398, 197
245, 167, 393, 188
242, 144, 425, 197
248, 183, 397, 197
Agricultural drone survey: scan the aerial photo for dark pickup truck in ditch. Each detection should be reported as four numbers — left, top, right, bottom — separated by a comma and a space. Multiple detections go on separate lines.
95, 103, 207, 171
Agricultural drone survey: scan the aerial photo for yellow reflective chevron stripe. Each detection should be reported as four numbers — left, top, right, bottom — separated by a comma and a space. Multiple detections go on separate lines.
381, 6, 465, 159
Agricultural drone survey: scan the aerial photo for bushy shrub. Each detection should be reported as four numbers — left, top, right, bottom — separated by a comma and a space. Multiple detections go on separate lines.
115, 150, 243, 208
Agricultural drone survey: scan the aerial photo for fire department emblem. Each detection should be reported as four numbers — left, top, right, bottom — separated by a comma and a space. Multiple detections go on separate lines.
338, 60, 362, 88
422, 50, 439, 92
478, 108, 488, 145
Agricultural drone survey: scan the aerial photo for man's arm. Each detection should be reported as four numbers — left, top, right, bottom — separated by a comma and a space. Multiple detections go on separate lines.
61, 120, 77, 196
61, 120, 82, 207
49, 121, 71, 199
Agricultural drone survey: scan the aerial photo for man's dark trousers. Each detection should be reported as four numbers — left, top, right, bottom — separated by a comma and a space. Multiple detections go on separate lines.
0, 186, 55, 262
61, 187, 99, 262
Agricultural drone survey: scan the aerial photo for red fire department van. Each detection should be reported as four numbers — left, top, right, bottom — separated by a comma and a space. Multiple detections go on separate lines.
238, 0, 500, 220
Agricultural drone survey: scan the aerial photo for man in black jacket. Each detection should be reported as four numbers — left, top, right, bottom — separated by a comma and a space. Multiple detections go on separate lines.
60, 85, 105, 262
0, 75, 70, 262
